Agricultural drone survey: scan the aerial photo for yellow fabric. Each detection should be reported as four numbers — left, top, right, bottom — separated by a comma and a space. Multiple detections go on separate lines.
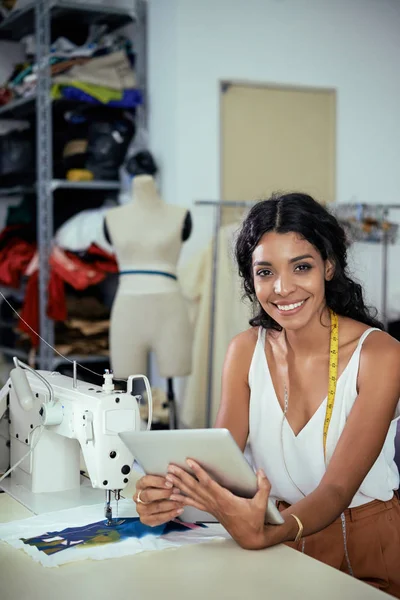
180, 224, 251, 428
51, 81, 123, 103
66, 169, 94, 182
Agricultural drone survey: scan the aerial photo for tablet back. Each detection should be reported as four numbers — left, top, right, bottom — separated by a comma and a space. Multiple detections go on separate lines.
119, 428, 258, 498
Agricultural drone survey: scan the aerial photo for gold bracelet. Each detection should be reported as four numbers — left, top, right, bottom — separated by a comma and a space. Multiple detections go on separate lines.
290, 513, 304, 543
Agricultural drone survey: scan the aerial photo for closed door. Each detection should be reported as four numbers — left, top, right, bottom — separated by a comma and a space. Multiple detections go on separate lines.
221, 83, 336, 204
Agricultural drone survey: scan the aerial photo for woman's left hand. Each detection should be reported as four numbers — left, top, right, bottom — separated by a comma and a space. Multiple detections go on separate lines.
167, 459, 272, 550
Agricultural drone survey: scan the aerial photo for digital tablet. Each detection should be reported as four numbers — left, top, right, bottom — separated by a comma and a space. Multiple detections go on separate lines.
119, 428, 284, 526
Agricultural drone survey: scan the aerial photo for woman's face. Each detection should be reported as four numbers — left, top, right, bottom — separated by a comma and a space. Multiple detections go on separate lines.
252, 231, 332, 330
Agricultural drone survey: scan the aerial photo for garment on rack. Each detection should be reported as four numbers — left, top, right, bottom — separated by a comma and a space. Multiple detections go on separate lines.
180, 224, 251, 428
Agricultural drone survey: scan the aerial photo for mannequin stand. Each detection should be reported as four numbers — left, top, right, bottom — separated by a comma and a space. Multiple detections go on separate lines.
167, 378, 178, 429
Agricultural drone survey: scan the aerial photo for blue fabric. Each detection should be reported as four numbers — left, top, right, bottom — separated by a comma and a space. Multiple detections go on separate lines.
120, 270, 177, 281
59, 87, 143, 108
21, 517, 206, 556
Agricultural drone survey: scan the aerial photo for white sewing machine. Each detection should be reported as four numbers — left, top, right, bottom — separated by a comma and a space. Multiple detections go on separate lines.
0, 358, 152, 525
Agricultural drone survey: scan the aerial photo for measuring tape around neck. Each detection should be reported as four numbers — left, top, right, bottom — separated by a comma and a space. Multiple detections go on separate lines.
323, 309, 339, 461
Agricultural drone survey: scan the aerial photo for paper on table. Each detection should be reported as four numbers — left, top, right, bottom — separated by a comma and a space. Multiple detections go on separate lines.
0, 499, 230, 567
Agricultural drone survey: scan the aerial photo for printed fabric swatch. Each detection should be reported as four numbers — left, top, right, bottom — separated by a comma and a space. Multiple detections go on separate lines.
21, 517, 207, 556
0, 500, 230, 567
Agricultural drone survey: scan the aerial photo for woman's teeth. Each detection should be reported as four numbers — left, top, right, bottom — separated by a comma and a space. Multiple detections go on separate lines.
276, 301, 305, 311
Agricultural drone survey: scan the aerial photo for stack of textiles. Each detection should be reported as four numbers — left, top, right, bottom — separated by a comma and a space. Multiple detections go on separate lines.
0, 32, 142, 110
0, 223, 117, 351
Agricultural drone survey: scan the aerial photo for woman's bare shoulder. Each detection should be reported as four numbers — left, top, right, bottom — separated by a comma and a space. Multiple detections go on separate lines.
340, 316, 399, 359
228, 326, 259, 354
223, 327, 260, 373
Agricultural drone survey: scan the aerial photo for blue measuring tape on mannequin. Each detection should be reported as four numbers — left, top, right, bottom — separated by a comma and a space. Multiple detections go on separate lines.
119, 270, 178, 280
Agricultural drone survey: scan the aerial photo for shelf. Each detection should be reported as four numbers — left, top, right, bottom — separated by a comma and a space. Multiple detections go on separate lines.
0, 95, 35, 119
51, 179, 120, 191
0, 320, 16, 330
0, 185, 35, 196
0, 180, 120, 196
0, 345, 109, 369
0, 346, 28, 361
0, 1, 134, 42
0, 93, 137, 121
0, 285, 25, 299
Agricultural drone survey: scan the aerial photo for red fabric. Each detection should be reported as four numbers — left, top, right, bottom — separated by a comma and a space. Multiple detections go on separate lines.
47, 271, 67, 321
18, 243, 116, 346
0, 230, 35, 288
0, 88, 12, 106
49, 246, 111, 290
85, 243, 118, 274
18, 271, 39, 345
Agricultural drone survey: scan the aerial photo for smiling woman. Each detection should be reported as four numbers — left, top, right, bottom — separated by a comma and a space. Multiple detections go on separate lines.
134, 193, 400, 598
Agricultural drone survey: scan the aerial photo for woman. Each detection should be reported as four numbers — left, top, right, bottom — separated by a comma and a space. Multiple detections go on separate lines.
134, 193, 400, 596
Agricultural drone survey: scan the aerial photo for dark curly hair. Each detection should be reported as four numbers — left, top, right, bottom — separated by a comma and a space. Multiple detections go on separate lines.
235, 193, 382, 330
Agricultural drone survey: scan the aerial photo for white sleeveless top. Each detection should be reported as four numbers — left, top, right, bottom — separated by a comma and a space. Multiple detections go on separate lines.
248, 327, 400, 508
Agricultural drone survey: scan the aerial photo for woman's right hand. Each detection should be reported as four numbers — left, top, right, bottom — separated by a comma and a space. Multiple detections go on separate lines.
134, 475, 185, 526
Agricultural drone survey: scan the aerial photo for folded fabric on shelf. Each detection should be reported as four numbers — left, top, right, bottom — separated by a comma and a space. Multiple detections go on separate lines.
65, 318, 109, 336
52, 51, 136, 91
52, 81, 122, 104
52, 84, 143, 108
66, 295, 110, 320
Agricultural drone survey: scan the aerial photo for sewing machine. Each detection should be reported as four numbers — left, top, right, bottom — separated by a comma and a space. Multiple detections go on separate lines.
0, 358, 152, 525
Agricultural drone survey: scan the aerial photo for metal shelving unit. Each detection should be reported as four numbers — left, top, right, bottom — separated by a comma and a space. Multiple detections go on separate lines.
0, 1, 133, 41
0, 185, 35, 196
0, 0, 146, 370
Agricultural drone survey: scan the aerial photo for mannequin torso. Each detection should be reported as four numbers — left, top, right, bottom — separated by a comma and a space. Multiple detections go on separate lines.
104, 175, 193, 380
105, 176, 190, 294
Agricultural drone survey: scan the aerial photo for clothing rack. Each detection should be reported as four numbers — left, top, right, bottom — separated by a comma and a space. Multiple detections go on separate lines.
195, 200, 400, 428
195, 200, 257, 428
0, 0, 146, 371
333, 203, 400, 331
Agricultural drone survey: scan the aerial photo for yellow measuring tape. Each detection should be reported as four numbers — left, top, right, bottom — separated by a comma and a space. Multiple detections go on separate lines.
322, 309, 339, 460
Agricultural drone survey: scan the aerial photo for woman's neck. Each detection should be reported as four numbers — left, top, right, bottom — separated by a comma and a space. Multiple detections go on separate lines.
132, 175, 163, 208
284, 305, 331, 357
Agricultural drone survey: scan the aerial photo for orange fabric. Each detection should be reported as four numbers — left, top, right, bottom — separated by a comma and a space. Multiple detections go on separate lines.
277, 494, 400, 597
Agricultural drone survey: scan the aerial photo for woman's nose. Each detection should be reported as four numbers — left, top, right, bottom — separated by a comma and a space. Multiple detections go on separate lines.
273, 274, 296, 296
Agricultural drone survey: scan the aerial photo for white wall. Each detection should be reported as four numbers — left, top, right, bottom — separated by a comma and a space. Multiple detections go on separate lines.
148, 0, 400, 321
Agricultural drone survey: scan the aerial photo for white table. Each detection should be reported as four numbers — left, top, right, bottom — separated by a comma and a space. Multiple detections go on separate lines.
0, 493, 390, 600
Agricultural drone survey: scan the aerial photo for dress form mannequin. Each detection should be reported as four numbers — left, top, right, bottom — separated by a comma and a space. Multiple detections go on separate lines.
105, 175, 193, 428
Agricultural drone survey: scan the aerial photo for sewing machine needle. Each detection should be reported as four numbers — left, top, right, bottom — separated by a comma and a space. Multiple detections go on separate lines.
105, 490, 113, 526
115, 490, 120, 519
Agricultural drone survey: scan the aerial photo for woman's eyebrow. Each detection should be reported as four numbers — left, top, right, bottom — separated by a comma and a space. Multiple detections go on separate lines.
253, 254, 314, 267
